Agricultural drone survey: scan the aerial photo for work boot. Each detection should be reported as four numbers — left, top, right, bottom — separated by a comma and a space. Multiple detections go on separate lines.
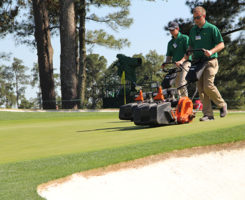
220, 104, 228, 118
199, 116, 214, 121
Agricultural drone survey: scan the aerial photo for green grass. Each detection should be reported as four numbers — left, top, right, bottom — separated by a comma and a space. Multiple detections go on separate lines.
0, 111, 245, 200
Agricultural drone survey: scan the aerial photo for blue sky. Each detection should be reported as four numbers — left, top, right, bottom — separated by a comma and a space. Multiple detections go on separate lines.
0, 0, 193, 98
89, 0, 192, 65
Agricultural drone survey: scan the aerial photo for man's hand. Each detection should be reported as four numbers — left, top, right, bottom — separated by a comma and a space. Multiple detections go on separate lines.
204, 49, 213, 57
175, 60, 183, 67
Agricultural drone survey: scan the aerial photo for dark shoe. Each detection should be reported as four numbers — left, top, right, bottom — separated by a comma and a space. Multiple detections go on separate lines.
199, 116, 214, 121
220, 104, 227, 117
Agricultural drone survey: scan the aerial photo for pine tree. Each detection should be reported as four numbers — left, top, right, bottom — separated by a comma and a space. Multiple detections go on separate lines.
59, 0, 78, 109
32, 0, 56, 109
84, 53, 107, 108
76, 0, 132, 108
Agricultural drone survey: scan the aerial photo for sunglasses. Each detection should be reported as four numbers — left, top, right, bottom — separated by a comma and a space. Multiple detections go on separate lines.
193, 15, 202, 20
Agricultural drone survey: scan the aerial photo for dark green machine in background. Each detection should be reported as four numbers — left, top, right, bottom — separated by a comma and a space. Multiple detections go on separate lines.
116, 54, 142, 83
102, 54, 142, 108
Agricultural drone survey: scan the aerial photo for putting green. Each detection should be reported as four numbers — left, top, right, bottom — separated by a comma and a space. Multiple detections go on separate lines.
0, 111, 244, 164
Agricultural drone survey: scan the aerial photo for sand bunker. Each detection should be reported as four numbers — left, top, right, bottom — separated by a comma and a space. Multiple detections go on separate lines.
38, 141, 245, 200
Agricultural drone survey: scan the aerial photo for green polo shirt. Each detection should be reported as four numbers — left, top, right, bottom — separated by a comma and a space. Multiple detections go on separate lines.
166, 32, 190, 62
189, 21, 223, 60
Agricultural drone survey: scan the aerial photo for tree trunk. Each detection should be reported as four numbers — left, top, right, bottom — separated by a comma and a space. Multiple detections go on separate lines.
32, 0, 56, 109
59, 0, 78, 109
77, 0, 86, 108
15, 76, 19, 108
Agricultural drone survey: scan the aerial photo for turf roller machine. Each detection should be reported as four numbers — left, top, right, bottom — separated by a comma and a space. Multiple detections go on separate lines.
119, 63, 195, 126
119, 49, 209, 126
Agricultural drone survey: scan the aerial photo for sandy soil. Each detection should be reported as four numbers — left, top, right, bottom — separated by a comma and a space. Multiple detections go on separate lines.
38, 141, 245, 200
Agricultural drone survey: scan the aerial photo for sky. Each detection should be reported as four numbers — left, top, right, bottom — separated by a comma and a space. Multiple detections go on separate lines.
89, 0, 192, 65
0, 0, 193, 99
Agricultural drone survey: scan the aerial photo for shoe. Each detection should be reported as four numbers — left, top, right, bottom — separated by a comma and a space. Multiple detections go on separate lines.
199, 116, 214, 121
220, 104, 227, 117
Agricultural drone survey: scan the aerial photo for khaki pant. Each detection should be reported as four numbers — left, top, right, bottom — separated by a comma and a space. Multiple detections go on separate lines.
175, 61, 190, 97
196, 58, 226, 117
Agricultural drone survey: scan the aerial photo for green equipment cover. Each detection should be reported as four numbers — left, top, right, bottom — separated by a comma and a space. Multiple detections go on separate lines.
115, 54, 142, 83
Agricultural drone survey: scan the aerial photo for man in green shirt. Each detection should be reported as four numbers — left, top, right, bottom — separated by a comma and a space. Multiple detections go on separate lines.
176, 6, 227, 121
162, 21, 191, 97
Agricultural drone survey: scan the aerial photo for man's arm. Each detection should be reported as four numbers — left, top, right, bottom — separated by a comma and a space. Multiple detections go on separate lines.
175, 47, 192, 67
165, 56, 172, 63
204, 42, 225, 57
161, 56, 172, 68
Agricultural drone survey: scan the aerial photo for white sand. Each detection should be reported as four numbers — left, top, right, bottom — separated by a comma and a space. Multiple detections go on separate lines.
38, 145, 245, 200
